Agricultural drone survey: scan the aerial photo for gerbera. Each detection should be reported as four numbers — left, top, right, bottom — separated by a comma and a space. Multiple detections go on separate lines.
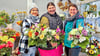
16, 32, 20, 37
55, 35, 59, 40
28, 31, 32, 37
39, 34, 44, 40
89, 49, 94, 54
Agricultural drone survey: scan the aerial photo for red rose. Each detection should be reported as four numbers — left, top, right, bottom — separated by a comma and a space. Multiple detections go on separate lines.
12, 36, 16, 40
0, 45, 3, 49
1, 44, 6, 47
98, 54, 100, 56
35, 32, 39, 36
6, 41, 13, 48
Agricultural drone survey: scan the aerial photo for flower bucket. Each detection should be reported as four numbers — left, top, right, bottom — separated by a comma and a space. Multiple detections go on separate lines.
38, 44, 63, 56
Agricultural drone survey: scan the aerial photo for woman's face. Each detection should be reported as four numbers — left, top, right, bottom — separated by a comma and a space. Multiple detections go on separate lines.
69, 6, 78, 17
47, 5, 56, 15
30, 8, 38, 16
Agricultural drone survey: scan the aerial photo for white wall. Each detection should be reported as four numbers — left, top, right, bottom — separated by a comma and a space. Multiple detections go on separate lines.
0, 0, 27, 31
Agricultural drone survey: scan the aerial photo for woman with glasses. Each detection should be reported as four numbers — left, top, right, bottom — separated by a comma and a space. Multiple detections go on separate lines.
64, 4, 84, 56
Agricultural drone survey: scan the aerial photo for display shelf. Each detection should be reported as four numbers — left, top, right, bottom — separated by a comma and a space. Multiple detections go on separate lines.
76, 0, 99, 5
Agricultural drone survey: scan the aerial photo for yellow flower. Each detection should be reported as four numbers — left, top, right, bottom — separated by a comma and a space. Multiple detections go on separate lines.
0, 17, 3, 21
12, 12, 16, 15
55, 35, 59, 40
23, 11, 27, 14
90, 25, 93, 28
7, 38, 15, 43
0, 36, 2, 39
17, 12, 22, 14
62, 42, 64, 46
83, 12, 88, 18
89, 49, 94, 54
16, 9, 18, 11
91, 45, 95, 49
43, 25, 47, 28
40, 34, 44, 40
1, 36, 8, 42
87, 24, 90, 26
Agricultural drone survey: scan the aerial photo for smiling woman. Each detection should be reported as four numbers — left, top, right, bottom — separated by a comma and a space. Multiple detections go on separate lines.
64, 4, 84, 56
39, 2, 63, 56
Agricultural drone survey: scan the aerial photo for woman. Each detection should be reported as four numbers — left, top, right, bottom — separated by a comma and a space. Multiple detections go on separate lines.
19, 4, 39, 56
64, 4, 84, 56
38, 2, 63, 56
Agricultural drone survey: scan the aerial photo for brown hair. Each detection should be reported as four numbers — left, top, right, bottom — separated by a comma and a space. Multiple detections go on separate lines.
47, 2, 55, 9
68, 4, 78, 10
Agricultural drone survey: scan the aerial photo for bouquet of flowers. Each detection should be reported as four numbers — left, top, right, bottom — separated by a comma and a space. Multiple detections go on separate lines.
59, 14, 65, 21
0, 10, 16, 27
68, 26, 93, 49
86, 39, 100, 56
25, 23, 65, 48
16, 11, 27, 20
0, 28, 20, 56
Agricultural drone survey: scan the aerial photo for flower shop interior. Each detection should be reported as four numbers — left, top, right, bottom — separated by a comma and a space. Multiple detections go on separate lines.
0, 0, 100, 56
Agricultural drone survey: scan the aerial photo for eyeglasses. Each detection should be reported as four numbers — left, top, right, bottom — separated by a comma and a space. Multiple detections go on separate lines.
69, 9, 77, 11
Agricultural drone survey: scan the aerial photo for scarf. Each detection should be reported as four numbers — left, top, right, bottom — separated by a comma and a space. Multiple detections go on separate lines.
65, 12, 80, 21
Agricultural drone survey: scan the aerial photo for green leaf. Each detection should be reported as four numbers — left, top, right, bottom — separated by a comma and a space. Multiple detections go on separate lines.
78, 37, 89, 49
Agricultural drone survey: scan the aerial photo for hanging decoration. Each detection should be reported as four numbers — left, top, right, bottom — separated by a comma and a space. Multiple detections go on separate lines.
57, 0, 72, 11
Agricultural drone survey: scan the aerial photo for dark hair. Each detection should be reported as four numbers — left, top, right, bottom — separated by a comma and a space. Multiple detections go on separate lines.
68, 4, 78, 10
47, 2, 55, 9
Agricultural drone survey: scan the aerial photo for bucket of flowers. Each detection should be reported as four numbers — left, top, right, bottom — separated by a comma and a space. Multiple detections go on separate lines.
0, 28, 19, 56
68, 26, 94, 49
0, 10, 16, 28
25, 23, 65, 49
86, 39, 100, 56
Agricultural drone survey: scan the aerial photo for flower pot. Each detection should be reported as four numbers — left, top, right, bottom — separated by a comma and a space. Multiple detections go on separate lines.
38, 44, 63, 56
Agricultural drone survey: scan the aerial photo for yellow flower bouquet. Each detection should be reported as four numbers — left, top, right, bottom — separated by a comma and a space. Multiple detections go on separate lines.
25, 24, 65, 49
